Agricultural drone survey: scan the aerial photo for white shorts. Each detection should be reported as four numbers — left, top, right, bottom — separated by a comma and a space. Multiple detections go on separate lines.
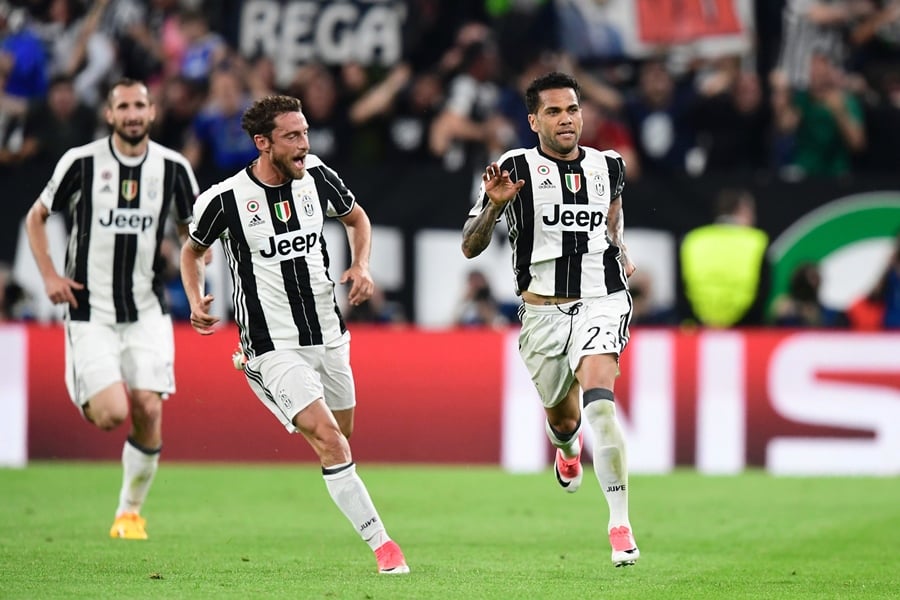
64, 312, 176, 408
242, 341, 356, 433
518, 291, 632, 408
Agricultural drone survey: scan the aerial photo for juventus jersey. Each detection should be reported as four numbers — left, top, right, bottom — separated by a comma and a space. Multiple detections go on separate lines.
469, 146, 628, 298
39, 136, 198, 323
189, 154, 352, 357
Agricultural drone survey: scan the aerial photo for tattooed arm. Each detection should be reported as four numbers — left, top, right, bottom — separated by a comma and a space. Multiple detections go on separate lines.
607, 196, 636, 277
462, 161, 524, 258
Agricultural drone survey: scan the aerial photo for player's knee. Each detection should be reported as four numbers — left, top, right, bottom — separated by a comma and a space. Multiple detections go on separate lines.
130, 392, 163, 427
85, 403, 128, 431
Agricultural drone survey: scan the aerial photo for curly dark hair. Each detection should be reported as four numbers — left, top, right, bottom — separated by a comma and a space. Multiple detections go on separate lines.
240, 95, 303, 139
524, 72, 580, 114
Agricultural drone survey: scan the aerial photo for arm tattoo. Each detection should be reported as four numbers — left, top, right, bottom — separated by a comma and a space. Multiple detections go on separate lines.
607, 198, 625, 248
462, 202, 506, 258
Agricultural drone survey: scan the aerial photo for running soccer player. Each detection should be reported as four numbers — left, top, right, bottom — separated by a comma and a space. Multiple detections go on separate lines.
462, 71, 640, 567
180, 94, 409, 575
25, 78, 199, 540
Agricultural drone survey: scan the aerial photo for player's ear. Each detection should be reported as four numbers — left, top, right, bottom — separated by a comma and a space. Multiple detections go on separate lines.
253, 134, 270, 152
528, 113, 538, 133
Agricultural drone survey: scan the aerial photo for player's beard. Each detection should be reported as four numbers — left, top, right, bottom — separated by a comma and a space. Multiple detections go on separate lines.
271, 150, 306, 181
543, 133, 579, 159
115, 122, 150, 147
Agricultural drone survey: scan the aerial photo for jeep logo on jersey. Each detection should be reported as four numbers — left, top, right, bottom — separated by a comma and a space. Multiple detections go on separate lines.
98, 208, 155, 232
542, 204, 604, 232
273, 201, 292, 222
259, 230, 319, 260
564, 173, 582, 193
121, 179, 138, 201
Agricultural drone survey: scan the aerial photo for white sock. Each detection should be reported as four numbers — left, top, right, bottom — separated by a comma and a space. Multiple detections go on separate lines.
323, 462, 390, 550
583, 396, 631, 530
545, 418, 582, 459
116, 438, 160, 516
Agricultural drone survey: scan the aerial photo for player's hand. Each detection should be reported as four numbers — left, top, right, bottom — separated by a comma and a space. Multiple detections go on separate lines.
483, 162, 525, 207
189, 293, 219, 335
44, 273, 84, 308
623, 256, 637, 278
340, 265, 374, 306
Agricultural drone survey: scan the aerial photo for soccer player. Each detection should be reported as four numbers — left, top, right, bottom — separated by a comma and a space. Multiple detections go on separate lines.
461, 72, 640, 567
24, 78, 200, 540
180, 95, 409, 575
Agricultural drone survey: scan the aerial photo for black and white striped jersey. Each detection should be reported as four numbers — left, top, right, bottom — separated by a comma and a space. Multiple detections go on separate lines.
776, 0, 847, 89
39, 136, 198, 323
468, 146, 628, 298
189, 154, 352, 357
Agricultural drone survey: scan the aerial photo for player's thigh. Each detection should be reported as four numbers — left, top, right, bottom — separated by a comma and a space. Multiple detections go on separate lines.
120, 313, 176, 397
243, 349, 326, 433
570, 292, 632, 370
65, 320, 126, 411
319, 341, 356, 412
518, 305, 577, 408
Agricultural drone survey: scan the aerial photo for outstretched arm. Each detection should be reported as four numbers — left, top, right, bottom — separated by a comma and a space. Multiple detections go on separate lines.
462, 162, 524, 258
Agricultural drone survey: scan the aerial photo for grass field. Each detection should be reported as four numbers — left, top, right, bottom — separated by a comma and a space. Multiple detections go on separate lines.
1, 463, 898, 599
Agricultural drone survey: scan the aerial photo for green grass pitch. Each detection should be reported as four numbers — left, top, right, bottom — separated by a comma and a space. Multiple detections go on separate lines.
1, 464, 898, 599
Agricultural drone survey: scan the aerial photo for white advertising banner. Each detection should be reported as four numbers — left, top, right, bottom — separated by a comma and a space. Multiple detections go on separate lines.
0, 324, 28, 468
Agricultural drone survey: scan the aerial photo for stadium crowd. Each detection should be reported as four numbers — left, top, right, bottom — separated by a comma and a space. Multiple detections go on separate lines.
0, 0, 898, 328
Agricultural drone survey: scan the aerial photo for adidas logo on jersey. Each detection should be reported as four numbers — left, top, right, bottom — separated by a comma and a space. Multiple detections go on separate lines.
538, 179, 555, 189
248, 214, 265, 227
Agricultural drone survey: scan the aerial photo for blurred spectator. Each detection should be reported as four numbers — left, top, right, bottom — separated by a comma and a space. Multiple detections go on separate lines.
487, 0, 558, 72
344, 286, 408, 326
152, 74, 203, 151
349, 63, 445, 166
97, 0, 162, 82
453, 269, 509, 329
772, 49, 866, 177
37, 0, 115, 108
857, 68, 900, 171
629, 270, 675, 325
288, 63, 351, 169
178, 9, 228, 89
149, 0, 188, 82
883, 231, 900, 328
15, 74, 98, 182
182, 68, 257, 186
849, 0, 900, 79
690, 58, 771, 174
580, 97, 641, 180
243, 52, 279, 99
0, 261, 26, 321
848, 231, 900, 328
0, 3, 48, 138
678, 188, 770, 327
776, 0, 857, 90
770, 261, 848, 327
430, 34, 506, 173
623, 58, 698, 176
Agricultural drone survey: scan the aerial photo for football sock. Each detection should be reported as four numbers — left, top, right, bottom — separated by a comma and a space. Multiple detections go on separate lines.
323, 462, 390, 550
583, 388, 631, 530
545, 416, 582, 459
116, 437, 160, 516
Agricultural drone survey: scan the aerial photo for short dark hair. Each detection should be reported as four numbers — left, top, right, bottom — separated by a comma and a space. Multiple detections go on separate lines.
106, 78, 148, 106
524, 72, 580, 114
240, 95, 303, 139
714, 188, 754, 218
